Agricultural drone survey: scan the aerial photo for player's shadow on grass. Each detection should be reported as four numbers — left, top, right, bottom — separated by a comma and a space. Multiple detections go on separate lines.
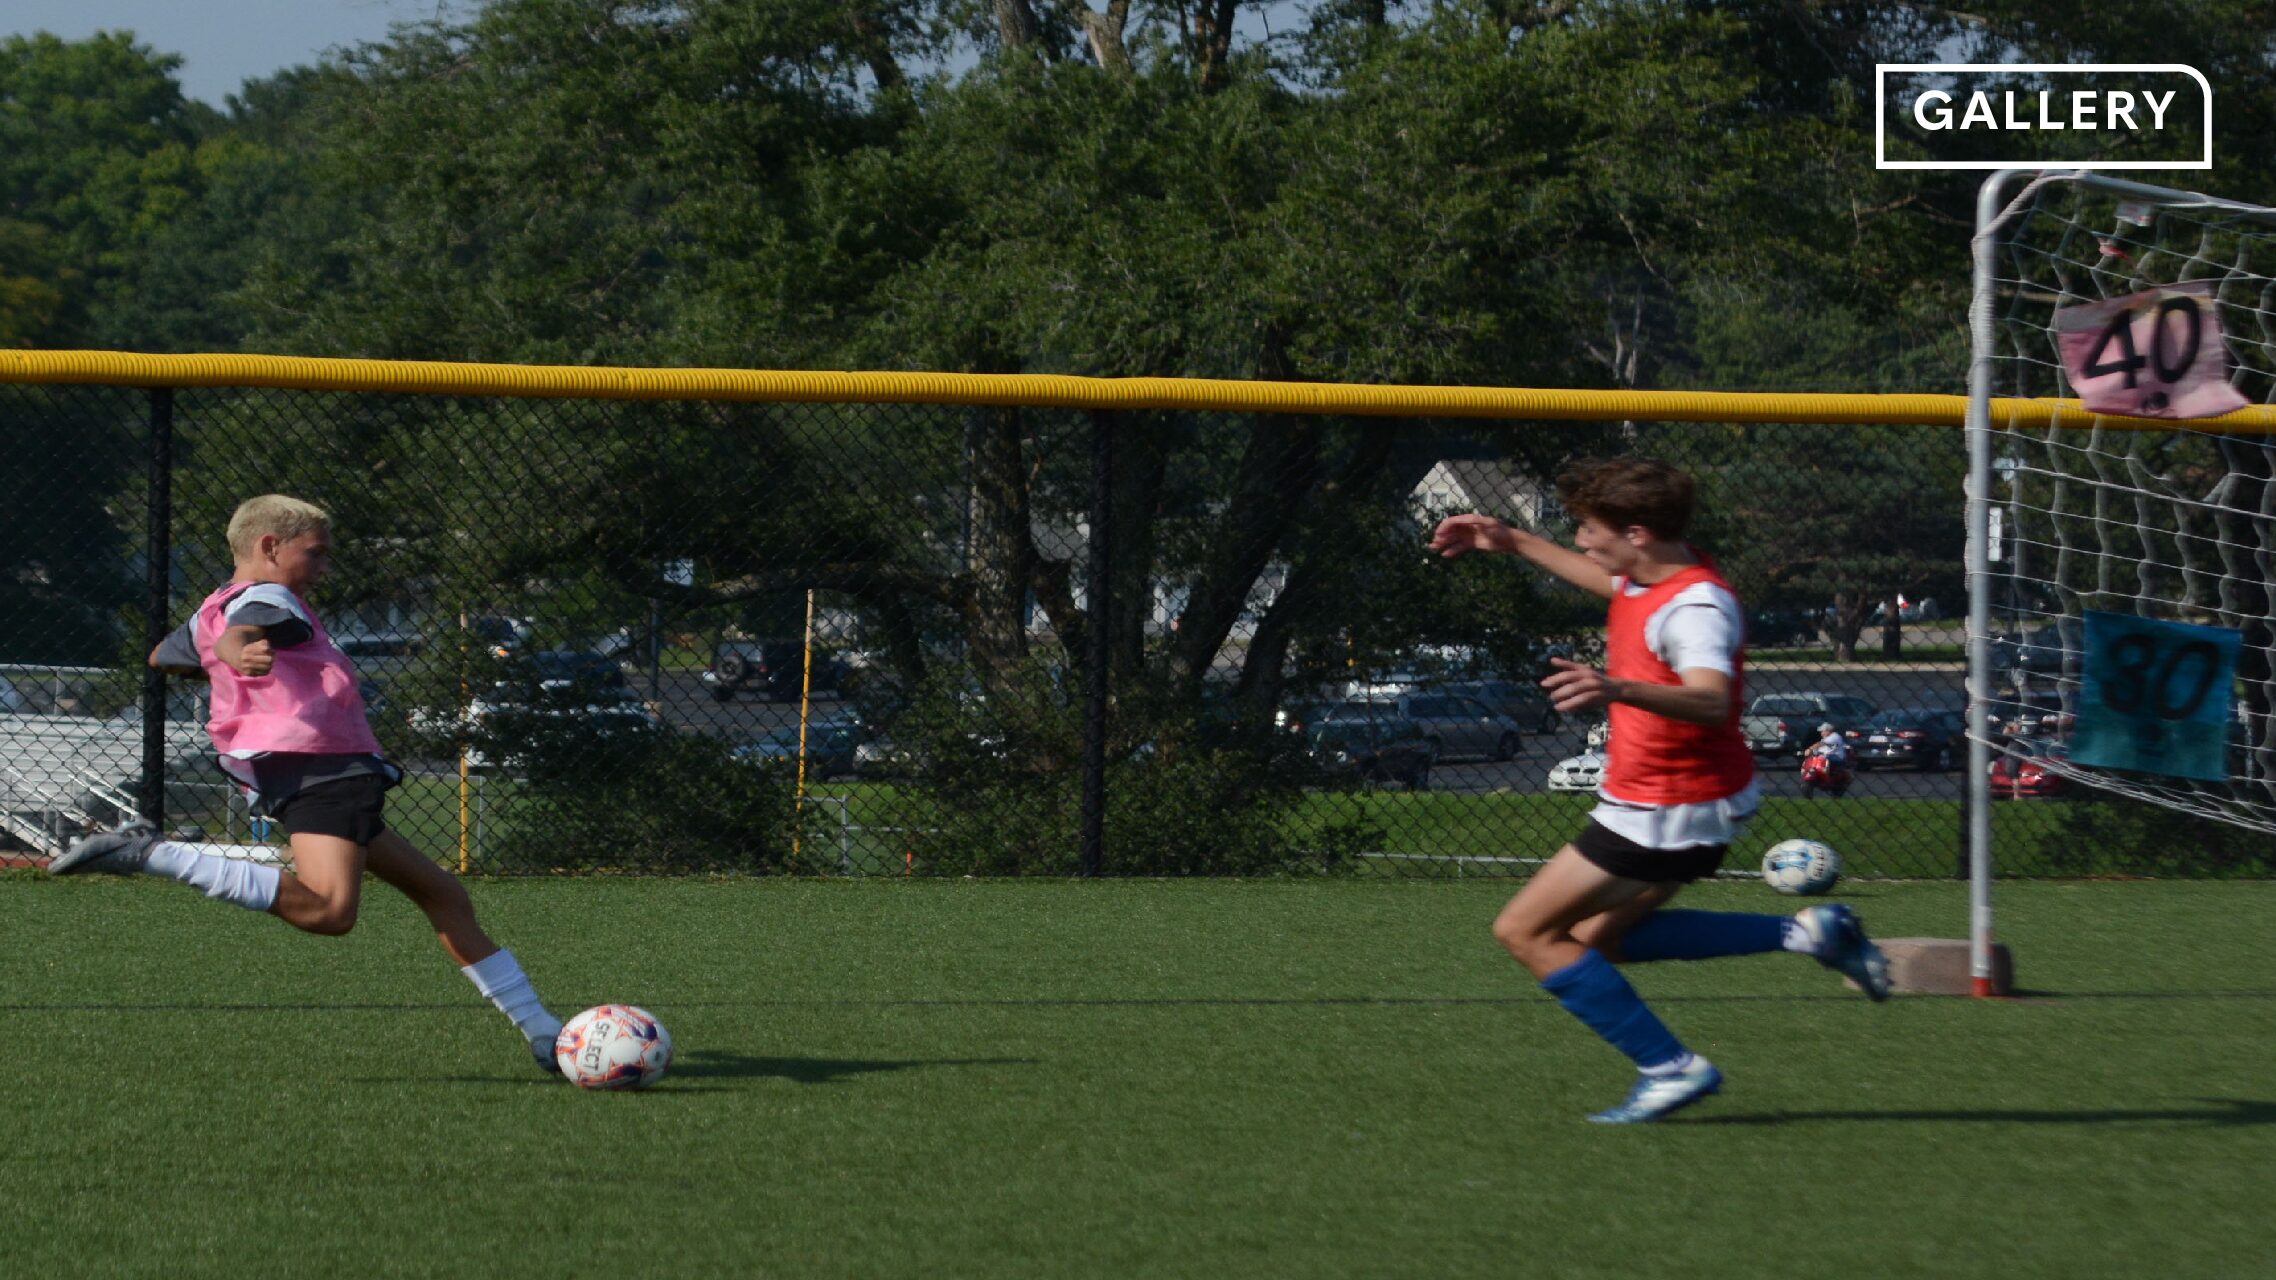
1688, 1098, 2276, 1127
667, 1049, 1034, 1086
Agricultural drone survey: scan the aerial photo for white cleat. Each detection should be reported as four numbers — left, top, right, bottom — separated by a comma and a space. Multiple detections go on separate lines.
1588, 1058, 1724, 1124
1794, 904, 1892, 1001
47, 820, 161, 876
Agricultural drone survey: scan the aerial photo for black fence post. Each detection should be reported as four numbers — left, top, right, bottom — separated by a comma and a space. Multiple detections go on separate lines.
139, 388, 174, 829
1081, 410, 1114, 877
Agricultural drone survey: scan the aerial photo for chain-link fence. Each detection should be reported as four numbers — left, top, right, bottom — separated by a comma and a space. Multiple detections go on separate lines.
1, 368, 2142, 877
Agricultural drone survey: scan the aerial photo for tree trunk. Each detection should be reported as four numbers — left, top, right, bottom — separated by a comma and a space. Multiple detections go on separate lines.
1236, 421, 1408, 708
1105, 422, 1171, 681
845, 3, 907, 91
994, 0, 1040, 50
1880, 592, 1903, 659
1826, 591, 1869, 663
1192, 0, 1238, 91
964, 405, 1033, 690
1170, 415, 1321, 690
1070, 0, 1133, 72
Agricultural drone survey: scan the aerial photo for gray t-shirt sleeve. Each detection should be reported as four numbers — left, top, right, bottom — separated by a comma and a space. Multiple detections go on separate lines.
152, 619, 201, 670
222, 584, 316, 648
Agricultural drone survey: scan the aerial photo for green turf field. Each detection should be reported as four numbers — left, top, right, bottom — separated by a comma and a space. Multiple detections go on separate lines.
6, 874, 2271, 1278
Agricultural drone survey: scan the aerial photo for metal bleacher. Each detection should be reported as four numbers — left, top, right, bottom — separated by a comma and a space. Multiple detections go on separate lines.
0, 714, 208, 856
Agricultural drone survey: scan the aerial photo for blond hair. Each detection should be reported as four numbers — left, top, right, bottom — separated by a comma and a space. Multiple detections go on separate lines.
226, 495, 330, 560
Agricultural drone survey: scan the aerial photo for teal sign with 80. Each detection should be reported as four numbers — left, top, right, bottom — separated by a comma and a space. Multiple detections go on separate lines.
2070, 609, 2241, 782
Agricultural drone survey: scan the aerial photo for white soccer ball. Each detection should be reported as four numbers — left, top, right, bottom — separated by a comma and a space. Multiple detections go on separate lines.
554, 1004, 674, 1090
1760, 838, 1842, 896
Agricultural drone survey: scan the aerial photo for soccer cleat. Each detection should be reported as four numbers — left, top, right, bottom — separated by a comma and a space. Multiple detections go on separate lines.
532, 1039, 565, 1076
1588, 1058, 1723, 1125
1795, 903, 1893, 1002
47, 820, 161, 876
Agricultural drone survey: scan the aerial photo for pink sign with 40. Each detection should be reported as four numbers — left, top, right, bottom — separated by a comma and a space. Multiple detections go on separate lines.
2053, 282, 2251, 420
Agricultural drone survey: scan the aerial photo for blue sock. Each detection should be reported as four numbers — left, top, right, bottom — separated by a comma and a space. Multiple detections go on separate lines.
1619, 909, 1788, 962
1539, 949, 1687, 1071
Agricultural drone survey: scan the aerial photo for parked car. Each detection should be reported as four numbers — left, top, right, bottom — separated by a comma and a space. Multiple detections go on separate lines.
703, 640, 851, 702
735, 715, 867, 779
1546, 748, 1605, 793
1306, 712, 1436, 789
1325, 692, 1524, 762
1991, 618, 2081, 675
1745, 608, 1817, 649
332, 627, 423, 659
472, 614, 536, 655
853, 733, 919, 777
1994, 688, 2074, 740
1741, 692, 1877, 757
1856, 707, 1969, 771
1990, 737, 2072, 798
1442, 679, 1560, 735
1870, 596, 1943, 624
1338, 667, 1432, 700
415, 650, 662, 770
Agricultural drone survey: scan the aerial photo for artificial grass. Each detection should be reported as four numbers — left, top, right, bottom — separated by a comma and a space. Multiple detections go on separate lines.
7, 876, 2269, 1278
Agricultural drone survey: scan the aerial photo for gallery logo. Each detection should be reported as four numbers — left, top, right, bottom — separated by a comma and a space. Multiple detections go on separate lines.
1875, 64, 2211, 171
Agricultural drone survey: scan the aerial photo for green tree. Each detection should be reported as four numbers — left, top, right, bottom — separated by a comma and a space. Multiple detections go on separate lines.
0, 31, 211, 346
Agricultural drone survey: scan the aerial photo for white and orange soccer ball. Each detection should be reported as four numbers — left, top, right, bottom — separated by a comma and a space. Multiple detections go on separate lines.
554, 1004, 674, 1090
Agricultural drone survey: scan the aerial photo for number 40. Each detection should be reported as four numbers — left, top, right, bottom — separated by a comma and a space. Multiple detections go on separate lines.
2081, 296, 2204, 390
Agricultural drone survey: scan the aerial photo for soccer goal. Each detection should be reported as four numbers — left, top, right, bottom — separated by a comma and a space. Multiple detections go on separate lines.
1968, 169, 2276, 991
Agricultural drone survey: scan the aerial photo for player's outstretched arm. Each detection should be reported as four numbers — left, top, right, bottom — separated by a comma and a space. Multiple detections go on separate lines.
146, 646, 209, 680
1429, 515, 1615, 600
147, 620, 208, 680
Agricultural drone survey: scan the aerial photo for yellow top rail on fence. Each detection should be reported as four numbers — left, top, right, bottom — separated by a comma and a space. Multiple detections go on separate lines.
7, 349, 2276, 433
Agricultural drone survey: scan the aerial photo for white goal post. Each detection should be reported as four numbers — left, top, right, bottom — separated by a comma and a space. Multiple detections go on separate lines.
1968, 169, 2276, 994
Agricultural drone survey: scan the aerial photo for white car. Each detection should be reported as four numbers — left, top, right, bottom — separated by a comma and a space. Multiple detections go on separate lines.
1547, 748, 1606, 793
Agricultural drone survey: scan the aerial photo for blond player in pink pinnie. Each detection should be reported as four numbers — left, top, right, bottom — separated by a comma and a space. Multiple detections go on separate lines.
49, 495, 568, 1076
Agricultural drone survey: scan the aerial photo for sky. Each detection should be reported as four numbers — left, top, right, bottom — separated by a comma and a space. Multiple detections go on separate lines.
5, 1, 1297, 107
3, 0, 470, 106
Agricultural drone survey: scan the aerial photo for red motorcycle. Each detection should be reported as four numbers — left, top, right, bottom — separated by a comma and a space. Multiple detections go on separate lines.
1800, 748, 1853, 798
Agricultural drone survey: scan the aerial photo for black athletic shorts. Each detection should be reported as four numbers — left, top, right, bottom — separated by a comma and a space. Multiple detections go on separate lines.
1573, 819, 1728, 883
271, 774, 391, 845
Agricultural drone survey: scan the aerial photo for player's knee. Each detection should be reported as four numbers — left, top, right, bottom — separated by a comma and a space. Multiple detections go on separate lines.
1491, 909, 1542, 958
306, 900, 360, 936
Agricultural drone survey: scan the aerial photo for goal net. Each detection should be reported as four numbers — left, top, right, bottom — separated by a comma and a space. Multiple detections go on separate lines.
1970, 170, 2276, 835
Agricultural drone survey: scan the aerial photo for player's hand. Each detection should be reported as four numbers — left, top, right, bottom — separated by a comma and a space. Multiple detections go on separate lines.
1429, 514, 1516, 558
1541, 657, 1617, 713
231, 638, 275, 677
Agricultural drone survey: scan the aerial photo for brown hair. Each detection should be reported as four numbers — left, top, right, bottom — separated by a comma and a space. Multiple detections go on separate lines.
1554, 457, 1695, 541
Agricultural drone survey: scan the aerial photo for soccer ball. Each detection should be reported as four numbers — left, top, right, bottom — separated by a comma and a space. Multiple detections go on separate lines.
1760, 838, 1842, 896
554, 1004, 674, 1090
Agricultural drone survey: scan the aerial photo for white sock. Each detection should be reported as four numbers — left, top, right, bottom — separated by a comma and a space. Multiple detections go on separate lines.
1642, 1052, 1700, 1078
461, 949, 563, 1050
142, 841, 281, 911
